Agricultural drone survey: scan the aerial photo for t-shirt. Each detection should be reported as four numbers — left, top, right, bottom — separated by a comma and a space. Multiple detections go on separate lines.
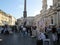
52, 33, 58, 41
23, 27, 26, 31
32, 30, 37, 36
37, 32, 46, 40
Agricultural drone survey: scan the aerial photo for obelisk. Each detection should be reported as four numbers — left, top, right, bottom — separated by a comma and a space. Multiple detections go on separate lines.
23, 0, 27, 26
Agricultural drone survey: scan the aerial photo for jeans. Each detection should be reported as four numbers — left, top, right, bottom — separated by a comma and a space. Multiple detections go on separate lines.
23, 31, 26, 36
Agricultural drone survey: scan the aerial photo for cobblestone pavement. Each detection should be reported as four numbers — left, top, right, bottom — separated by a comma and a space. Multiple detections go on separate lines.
0, 33, 36, 45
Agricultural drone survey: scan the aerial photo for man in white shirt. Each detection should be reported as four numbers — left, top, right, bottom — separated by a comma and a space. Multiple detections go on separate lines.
37, 31, 46, 45
22, 27, 26, 37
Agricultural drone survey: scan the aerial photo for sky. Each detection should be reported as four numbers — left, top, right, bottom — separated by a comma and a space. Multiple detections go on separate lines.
0, 0, 53, 19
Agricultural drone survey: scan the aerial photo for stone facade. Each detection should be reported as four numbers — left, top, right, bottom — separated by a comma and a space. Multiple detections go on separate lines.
44, 0, 60, 27
17, 18, 24, 26
35, 0, 60, 32
0, 10, 16, 26
11, 16, 16, 25
33, 14, 41, 29
17, 17, 34, 26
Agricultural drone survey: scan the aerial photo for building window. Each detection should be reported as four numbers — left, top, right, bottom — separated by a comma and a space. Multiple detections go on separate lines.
51, 16, 53, 24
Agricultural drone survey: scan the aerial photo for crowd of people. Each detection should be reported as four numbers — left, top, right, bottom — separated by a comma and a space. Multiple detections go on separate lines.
0, 24, 60, 45
44, 25, 60, 45
0, 25, 12, 34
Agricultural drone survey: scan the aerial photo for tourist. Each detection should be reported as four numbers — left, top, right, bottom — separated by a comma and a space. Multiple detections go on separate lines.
36, 30, 46, 45
57, 26, 60, 43
31, 26, 37, 38
4, 25, 9, 35
51, 26, 58, 45
22, 26, 26, 37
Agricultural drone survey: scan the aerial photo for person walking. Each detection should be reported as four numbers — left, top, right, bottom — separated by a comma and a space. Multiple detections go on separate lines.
57, 26, 60, 43
1, 26, 4, 34
51, 26, 58, 45
36, 30, 46, 45
4, 25, 9, 35
31, 26, 37, 38
22, 26, 26, 37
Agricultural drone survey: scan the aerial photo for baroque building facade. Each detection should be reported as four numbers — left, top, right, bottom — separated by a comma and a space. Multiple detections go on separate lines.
34, 0, 60, 32
44, 0, 60, 27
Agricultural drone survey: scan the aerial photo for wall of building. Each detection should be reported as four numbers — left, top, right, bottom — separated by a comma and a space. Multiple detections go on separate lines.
0, 10, 16, 26
34, 0, 60, 32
